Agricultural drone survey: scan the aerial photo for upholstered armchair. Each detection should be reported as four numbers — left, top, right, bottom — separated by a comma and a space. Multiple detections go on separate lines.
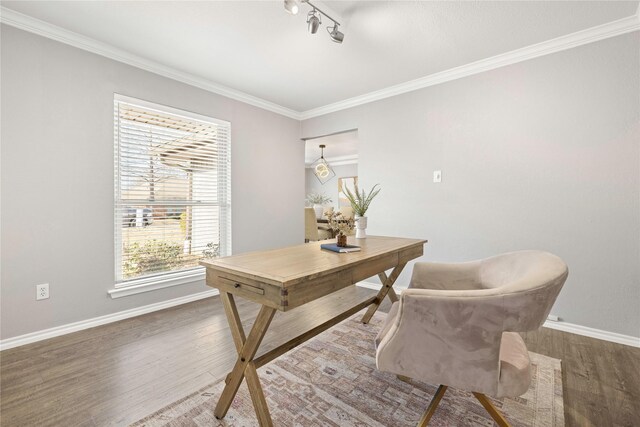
375, 250, 568, 426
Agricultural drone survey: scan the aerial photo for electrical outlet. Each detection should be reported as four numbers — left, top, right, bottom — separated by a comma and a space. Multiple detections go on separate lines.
36, 283, 49, 300
433, 170, 442, 183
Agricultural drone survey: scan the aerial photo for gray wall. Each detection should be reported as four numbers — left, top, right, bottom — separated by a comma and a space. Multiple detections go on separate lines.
305, 163, 358, 208
2, 24, 638, 341
302, 33, 640, 337
0, 25, 304, 340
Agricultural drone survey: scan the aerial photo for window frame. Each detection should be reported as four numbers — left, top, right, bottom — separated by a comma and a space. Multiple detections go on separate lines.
111, 94, 231, 296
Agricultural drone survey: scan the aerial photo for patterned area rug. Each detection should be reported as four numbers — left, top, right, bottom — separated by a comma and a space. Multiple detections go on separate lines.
132, 311, 563, 426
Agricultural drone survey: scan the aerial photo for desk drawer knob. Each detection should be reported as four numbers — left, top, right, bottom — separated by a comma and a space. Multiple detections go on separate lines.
234, 283, 241, 288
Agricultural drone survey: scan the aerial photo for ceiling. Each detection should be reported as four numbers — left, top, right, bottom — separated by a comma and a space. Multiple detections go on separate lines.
2, 1, 639, 113
305, 130, 358, 164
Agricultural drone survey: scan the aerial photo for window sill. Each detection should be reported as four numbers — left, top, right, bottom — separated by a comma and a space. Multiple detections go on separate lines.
108, 269, 206, 299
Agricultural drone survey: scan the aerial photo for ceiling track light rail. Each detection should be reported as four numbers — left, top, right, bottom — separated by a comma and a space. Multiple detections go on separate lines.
284, 0, 344, 44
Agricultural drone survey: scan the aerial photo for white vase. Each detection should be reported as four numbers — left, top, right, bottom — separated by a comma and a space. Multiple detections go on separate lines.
355, 215, 368, 239
313, 204, 324, 220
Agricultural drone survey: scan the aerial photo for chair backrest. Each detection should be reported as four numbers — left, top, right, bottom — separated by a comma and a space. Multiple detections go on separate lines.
479, 250, 568, 331
304, 208, 319, 241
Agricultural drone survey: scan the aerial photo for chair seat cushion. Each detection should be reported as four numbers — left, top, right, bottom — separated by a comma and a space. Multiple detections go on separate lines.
375, 301, 399, 348
497, 332, 531, 397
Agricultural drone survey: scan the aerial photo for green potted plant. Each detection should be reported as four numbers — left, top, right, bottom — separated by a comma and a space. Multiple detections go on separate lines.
306, 192, 333, 219
344, 184, 381, 239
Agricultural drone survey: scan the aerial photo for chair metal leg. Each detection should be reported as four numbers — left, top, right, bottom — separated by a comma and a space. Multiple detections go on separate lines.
397, 374, 412, 383
472, 392, 512, 427
417, 385, 448, 427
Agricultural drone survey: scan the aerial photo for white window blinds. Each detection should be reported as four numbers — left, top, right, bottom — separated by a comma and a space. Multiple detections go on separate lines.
114, 95, 231, 285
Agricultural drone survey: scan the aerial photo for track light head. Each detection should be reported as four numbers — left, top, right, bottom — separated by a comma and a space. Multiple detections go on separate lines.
327, 24, 344, 44
284, 0, 299, 15
307, 9, 321, 34
285, 1, 345, 44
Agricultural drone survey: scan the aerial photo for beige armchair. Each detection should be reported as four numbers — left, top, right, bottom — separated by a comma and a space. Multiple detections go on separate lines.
375, 250, 568, 426
304, 207, 331, 242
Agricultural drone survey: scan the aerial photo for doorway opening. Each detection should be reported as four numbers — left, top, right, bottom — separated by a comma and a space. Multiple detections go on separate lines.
303, 129, 359, 242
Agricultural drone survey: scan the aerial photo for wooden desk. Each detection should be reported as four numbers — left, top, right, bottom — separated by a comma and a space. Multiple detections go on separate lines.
201, 235, 427, 426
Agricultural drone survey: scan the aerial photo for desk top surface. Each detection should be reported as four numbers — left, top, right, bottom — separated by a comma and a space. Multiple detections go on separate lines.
200, 236, 426, 288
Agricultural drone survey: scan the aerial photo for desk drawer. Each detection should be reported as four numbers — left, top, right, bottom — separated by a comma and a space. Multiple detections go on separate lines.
206, 270, 285, 310
219, 276, 265, 295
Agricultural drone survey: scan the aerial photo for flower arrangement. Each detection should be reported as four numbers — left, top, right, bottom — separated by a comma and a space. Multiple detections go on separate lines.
324, 211, 355, 237
344, 184, 381, 217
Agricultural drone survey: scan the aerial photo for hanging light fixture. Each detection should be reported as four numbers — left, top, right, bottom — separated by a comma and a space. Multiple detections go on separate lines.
307, 9, 321, 34
284, 0, 344, 44
311, 144, 335, 184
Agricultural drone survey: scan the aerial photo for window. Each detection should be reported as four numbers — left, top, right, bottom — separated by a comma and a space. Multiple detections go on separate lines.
114, 95, 231, 287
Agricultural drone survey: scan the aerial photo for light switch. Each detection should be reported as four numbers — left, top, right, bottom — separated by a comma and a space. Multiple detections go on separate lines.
433, 170, 442, 183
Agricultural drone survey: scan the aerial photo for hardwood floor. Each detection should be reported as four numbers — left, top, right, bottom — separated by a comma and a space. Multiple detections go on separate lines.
520, 327, 640, 427
1, 286, 638, 426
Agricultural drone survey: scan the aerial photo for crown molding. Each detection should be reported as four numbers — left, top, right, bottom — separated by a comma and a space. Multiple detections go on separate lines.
299, 13, 640, 120
0, 6, 302, 120
1, 6, 638, 122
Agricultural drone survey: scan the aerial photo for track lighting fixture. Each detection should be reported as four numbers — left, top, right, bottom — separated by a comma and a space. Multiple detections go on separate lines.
307, 9, 321, 34
285, 0, 344, 44
327, 24, 344, 43
284, 0, 300, 15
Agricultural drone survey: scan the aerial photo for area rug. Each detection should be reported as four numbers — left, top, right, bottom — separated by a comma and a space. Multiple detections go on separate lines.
132, 311, 564, 427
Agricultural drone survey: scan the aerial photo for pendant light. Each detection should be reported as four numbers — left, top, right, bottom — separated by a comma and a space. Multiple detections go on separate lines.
311, 144, 335, 184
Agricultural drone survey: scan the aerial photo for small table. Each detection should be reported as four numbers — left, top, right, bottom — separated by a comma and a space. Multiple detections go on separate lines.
201, 236, 427, 426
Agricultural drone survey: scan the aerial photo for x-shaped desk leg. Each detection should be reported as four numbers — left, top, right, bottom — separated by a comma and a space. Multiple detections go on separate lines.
361, 262, 407, 324
215, 292, 276, 426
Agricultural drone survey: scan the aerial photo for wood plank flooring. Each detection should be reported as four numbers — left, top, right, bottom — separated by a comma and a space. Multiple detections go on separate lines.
520, 327, 640, 427
1, 286, 638, 426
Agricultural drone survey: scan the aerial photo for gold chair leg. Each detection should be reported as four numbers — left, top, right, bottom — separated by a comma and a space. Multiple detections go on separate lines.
397, 374, 412, 383
472, 392, 512, 427
417, 385, 448, 427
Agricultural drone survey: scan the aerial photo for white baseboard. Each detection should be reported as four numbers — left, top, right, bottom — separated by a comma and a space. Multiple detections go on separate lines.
0, 289, 219, 351
355, 282, 640, 348
3, 283, 638, 351
542, 319, 640, 348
